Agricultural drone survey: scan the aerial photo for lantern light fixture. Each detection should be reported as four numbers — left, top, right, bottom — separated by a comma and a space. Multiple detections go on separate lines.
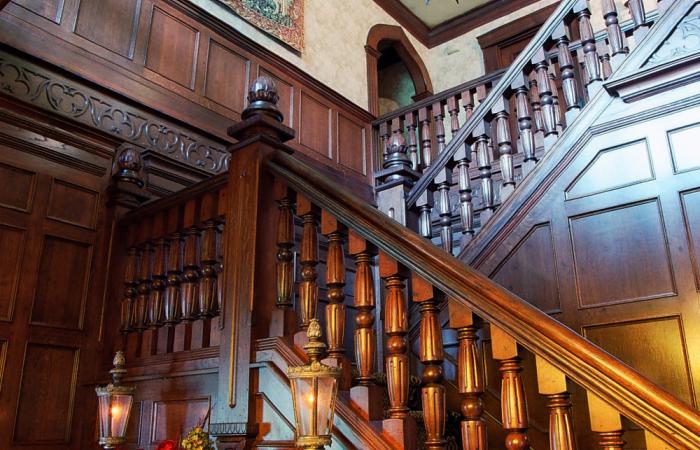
96, 351, 135, 449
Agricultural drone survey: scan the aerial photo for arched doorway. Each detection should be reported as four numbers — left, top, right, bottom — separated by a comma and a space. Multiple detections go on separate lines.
366, 24, 433, 116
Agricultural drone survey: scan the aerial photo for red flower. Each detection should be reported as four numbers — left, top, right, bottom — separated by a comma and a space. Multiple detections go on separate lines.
156, 440, 178, 450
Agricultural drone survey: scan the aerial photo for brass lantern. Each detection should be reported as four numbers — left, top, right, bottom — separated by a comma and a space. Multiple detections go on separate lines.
95, 351, 135, 449
287, 319, 341, 449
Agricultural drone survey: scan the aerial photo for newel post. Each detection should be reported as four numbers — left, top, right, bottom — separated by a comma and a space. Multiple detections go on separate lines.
211, 77, 295, 448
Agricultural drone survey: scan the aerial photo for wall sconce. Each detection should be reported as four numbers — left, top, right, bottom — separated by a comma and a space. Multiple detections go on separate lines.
96, 351, 135, 449
287, 319, 341, 450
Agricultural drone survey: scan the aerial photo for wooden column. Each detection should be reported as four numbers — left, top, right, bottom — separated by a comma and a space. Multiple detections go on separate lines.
587, 393, 626, 450
491, 325, 529, 450
435, 166, 453, 253
148, 213, 168, 330
454, 144, 474, 247
575, 0, 603, 95
512, 73, 537, 176
297, 195, 320, 330
474, 121, 494, 223
163, 207, 183, 326
404, 112, 419, 171
531, 47, 558, 150
493, 95, 515, 200
120, 225, 139, 334
198, 192, 219, 318
448, 300, 486, 450
181, 199, 200, 322
536, 356, 576, 450
552, 23, 582, 124
433, 101, 447, 154
419, 106, 433, 169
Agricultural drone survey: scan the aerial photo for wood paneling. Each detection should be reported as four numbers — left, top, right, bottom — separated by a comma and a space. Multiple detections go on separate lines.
204, 40, 249, 113
0, 162, 35, 212
12, 0, 64, 23
669, 122, 700, 174
0, 224, 25, 321
151, 398, 210, 443
491, 223, 560, 313
145, 7, 199, 89
13, 343, 79, 444
584, 316, 694, 405
337, 114, 366, 175
570, 199, 675, 308
681, 188, 700, 290
299, 92, 332, 158
74, 0, 141, 58
30, 236, 92, 329
47, 179, 99, 229
0, 339, 6, 393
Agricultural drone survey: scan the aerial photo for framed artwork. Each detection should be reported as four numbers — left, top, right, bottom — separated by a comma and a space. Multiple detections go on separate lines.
220, 0, 304, 52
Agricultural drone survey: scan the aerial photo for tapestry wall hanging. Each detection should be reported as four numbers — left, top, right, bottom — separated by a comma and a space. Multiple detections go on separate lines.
220, 0, 304, 52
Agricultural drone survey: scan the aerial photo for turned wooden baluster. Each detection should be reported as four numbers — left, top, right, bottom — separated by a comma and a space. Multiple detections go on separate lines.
493, 96, 515, 200
448, 299, 486, 450
462, 90, 475, 121
532, 48, 558, 146
321, 210, 347, 363
474, 121, 495, 224
419, 106, 433, 169
435, 167, 453, 253
417, 189, 434, 240
575, 0, 602, 94
603, 0, 628, 69
491, 325, 529, 450
214, 216, 224, 318
587, 392, 626, 450
164, 207, 183, 325
549, 71, 565, 133
433, 102, 447, 154
120, 226, 139, 333
413, 274, 446, 449
552, 23, 582, 122
536, 356, 576, 450
380, 252, 409, 419
598, 41, 614, 81
379, 121, 390, 156
198, 192, 219, 318
529, 78, 545, 136
512, 74, 537, 176
447, 95, 460, 138
454, 144, 474, 246
297, 195, 319, 329
134, 221, 154, 331
625, 0, 649, 41
349, 231, 377, 386
181, 199, 200, 321
404, 112, 419, 171
149, 213, 168, 328
275, 180, 295, 309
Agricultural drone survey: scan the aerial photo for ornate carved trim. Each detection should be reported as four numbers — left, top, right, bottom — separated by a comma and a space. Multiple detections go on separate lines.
645, 8, 700, 67
210, 422, 249, 436
0, 50, 229, 173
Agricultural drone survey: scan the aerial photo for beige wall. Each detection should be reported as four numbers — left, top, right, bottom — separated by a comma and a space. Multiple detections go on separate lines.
190, 0, 658, 111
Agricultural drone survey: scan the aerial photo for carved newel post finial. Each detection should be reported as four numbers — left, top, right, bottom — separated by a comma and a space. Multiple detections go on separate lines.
113, 144, 144, 187
243, 75, 283, 122
383, 133, 412, 181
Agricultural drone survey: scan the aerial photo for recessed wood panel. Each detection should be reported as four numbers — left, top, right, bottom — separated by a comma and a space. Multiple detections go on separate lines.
584, 317, 694, 405
145, 8, 199, 89
0, 162, 35, 212
151, 398, 210, 443
669, 123, 700, 173
204, 40, 249, 113
47, 179, 99, 229
30, 236, 92, 329
300, 92, 331, 158
13, 343, 79, 444
0, 224, 25, 321
680, 188, 700, 289
566, 140, 653, 200
491, 223, 560, 312
337, 114, 366, 175
12, 0, 64, 23
570, 200, 675, 308
74, 0, 141, 58
260, 68, 294, 127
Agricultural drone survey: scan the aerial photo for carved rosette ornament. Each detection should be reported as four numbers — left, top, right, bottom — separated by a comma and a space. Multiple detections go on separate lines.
113, 144, 144, 187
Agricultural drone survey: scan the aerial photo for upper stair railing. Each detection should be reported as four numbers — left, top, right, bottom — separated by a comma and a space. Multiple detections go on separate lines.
374, 0, 666, 253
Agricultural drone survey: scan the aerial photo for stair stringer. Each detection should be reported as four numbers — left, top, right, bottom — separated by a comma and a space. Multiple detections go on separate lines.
252, 337, 396, 450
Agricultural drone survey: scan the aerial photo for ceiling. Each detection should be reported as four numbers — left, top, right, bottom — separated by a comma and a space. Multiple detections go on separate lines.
398, 0, 494, 27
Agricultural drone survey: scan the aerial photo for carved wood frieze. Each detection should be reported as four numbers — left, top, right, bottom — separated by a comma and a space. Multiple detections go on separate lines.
0, 51, 229, 173
645, 8, 700, 67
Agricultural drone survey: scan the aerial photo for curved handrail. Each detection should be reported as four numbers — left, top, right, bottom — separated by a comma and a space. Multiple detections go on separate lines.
404, 0, 581, 208
265, 149, 700, 449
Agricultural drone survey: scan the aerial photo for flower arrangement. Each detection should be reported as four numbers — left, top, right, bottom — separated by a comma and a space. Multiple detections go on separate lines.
181, 426, 214, 450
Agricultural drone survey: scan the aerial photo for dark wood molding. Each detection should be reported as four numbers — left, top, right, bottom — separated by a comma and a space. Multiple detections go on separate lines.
373, 0, 547, 48
365, 24, 434, 116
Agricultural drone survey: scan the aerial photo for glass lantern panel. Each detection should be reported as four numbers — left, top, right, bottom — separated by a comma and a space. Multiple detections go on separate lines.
98, 395, 112, 437
110, 394, 133, 438
292, 377, 315, 437
315, 377, 337, 435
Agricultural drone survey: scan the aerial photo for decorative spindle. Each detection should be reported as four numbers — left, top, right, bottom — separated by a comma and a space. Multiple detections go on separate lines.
491, 326, 529, 450
587, 392, 626, 450
419, 106, 433, 169
493, 96, 515, 200
298, 195, 319, 329
149, 226, 168, 328
404, 112, 419, 171
163, 223, 183, 325
275, 182, 295, 309
447, 96, 460, 136
214, 218, 224, 317
134, 242, 153, 330
549, 72, 564, 132
461, 90, 474, 120
536, 356, 576, 450
181, 202, 200, 321
625, 0, 648, 39
552, 24, 581, 117
603, 0, 627, 60
575, 2, 602, 91
512, 74, 537, 175
598, 41, 614, 80
435, 169, 453, 253
433, 102, 447, 154
322, 211, 346, 361
121, 245, 139, 333
532, 48, 558, 138
349, 232, 376, 386
529, 78, 545, 134
379, 121, 390, 156
417, 190, 434, 240
381, 253, 409, 419
413, 275, 446, 450
198, 218, 218, 318
454, 146, 474, 243
474, 121, 494, 223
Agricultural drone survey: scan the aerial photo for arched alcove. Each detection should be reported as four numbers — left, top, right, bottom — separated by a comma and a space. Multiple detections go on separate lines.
366, 24, 433, 116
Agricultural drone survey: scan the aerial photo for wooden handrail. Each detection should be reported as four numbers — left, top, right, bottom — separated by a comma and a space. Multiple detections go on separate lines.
265, 149, 700, 449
